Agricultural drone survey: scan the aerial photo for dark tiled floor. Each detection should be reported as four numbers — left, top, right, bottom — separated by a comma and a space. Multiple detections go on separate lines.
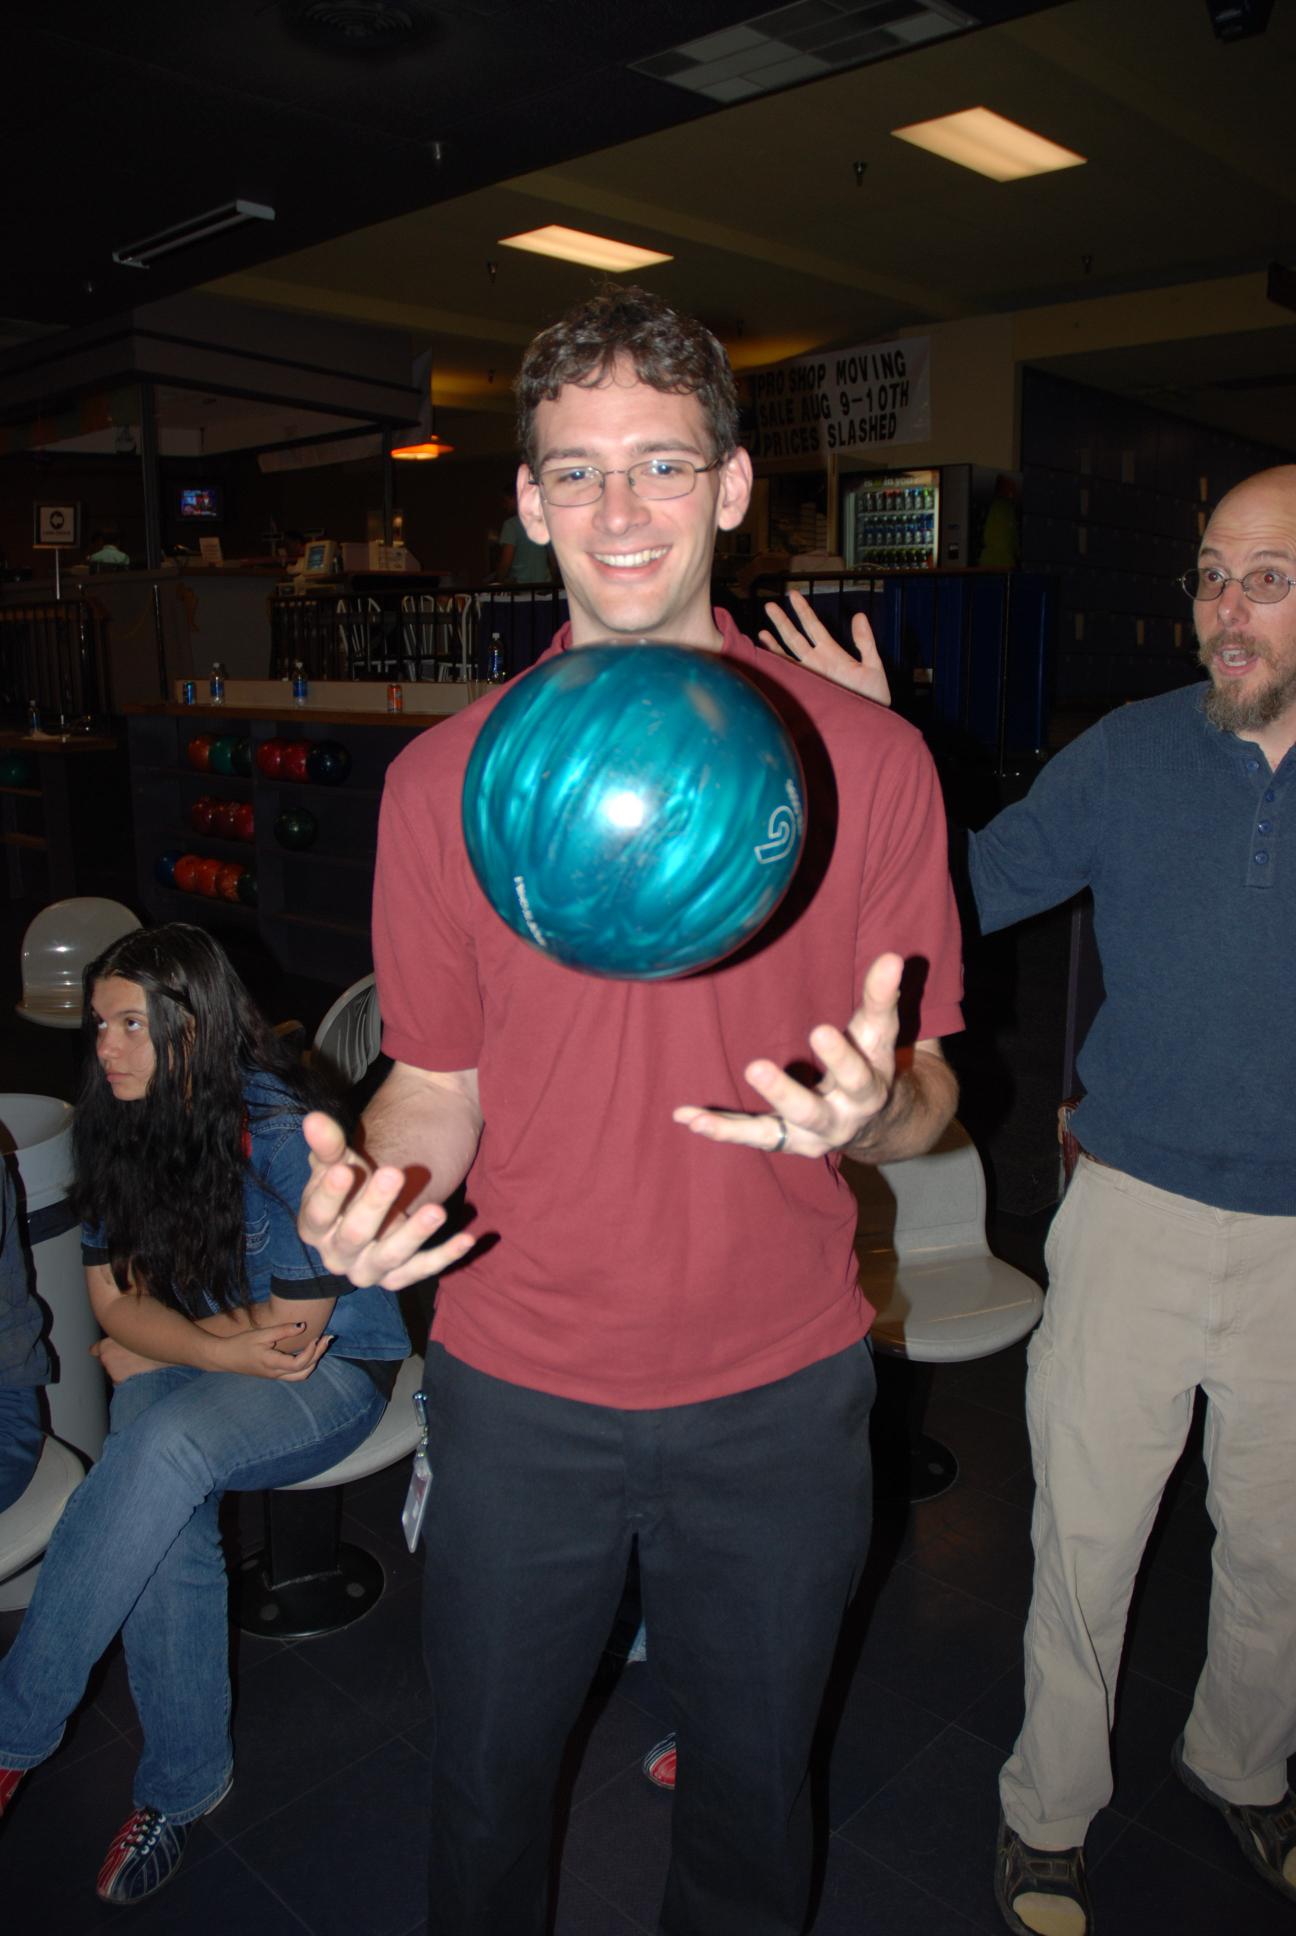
5, 1331, 1282, 1936
1, 900, 1288, 1934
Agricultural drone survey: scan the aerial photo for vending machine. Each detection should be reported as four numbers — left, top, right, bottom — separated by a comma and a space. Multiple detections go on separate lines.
841, 467, 940, 570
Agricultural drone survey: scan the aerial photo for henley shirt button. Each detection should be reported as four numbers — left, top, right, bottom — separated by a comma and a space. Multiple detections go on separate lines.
1265, 789, 1276, 802
1258, 820, 1273, 834
1246, 758, 1260, 771
1254, 851, 1269, 864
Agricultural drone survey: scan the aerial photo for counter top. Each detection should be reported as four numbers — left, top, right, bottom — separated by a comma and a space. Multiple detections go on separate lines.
129, 676, 487, 721
127, 702, 446, 729
0, 729, 117, 753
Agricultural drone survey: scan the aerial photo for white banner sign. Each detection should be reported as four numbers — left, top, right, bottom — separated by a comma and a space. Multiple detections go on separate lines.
747, 337, 930, 461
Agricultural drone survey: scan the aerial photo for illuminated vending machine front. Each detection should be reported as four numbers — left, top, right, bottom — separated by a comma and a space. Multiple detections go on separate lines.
841, 467, 939, 570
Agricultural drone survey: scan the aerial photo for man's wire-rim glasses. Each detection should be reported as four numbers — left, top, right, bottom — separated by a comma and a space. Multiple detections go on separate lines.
1179, 566, 1296, 605
534, 457, 724, 508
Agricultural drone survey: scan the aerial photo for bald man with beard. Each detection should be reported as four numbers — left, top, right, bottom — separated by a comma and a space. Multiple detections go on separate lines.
767, 465, 1296, 1934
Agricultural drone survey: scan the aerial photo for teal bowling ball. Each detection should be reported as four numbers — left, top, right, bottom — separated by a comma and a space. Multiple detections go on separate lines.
208, 736, 238, 776
273, 806, 318, 850
461, 644, 806, 980
305, 740, 351, 786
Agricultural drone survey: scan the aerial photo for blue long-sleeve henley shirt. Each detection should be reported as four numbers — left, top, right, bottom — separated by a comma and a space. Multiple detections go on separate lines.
968, 680, 1295, 1215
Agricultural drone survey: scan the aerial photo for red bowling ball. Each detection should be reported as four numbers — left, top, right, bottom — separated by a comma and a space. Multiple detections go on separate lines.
173, 854, 202, 894
194, 857, 223, 897
186, 736, 214, 773
282, 740, 311, 783
189, 796, 215, 835
255, 738, 288, 779
231, 801, 255, 843
209, 800, 237, 840
216, 862, 245, 902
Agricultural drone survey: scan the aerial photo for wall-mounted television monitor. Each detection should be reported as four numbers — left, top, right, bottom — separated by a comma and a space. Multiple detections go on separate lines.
177, 484, 223, 521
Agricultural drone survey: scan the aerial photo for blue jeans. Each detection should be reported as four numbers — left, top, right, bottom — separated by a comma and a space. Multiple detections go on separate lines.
0, 1387, 43, 1513
0, 1353, 386, 1820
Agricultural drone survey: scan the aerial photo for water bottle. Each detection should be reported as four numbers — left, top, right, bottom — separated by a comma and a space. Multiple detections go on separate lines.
485, 634, 508, 685
26, 698, 40, 736
291, 659, 309, 706
209, 660, 226, 706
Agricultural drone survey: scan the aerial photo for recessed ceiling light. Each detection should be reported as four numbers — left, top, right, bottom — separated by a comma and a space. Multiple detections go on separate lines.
498, 226, 672, 272
891, 107, 1086, 182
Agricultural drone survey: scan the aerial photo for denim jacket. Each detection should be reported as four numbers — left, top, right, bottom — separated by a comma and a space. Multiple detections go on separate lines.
83, 1074, 408, 1365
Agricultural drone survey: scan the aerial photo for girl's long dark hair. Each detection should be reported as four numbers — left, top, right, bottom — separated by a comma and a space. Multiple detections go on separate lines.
73, 923, 341, 1316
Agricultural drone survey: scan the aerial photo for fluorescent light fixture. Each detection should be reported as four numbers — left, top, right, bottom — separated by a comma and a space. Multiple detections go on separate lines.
498, 226, 672, 272
891, 108, 1085, 182
112, 200, 276, 269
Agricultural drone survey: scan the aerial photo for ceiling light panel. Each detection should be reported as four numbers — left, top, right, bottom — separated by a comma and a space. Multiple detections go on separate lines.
631, 1, 976, 102
498, 226, 673, 271
892, 106, 1086, 180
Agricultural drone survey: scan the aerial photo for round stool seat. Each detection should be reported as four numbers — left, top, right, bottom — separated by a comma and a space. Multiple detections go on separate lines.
869, 1254, 1044, 1362
281, 1353, 425, 1491
0, 1436, 84, 1583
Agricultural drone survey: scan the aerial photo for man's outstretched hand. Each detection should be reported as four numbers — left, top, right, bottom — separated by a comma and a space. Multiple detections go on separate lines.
297, 1111, 476, 1291
758, 589, 893, 707
673, 953, 907, 1160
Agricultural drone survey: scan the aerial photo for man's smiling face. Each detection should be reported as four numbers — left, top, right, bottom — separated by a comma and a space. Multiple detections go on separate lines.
517, 358, 752, 652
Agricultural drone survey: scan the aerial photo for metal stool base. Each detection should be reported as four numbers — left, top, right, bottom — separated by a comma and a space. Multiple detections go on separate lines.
235, 1541, 386, 1639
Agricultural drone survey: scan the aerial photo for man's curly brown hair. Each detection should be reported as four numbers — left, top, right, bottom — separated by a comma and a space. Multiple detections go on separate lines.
515, 284, 739, 470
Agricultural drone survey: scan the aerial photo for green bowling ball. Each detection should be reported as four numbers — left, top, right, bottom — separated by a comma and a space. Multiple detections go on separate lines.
208, 736, 238, 776
230, 738, 253, 777
273, 806, 318, 851
235, 867, 259, 908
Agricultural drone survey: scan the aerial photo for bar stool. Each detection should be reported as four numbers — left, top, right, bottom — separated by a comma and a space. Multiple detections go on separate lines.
235, 1353, 424, 1639
843, 1118, 1043, 1501
309, 973, 380, 1089
0, 1436, 85, 1611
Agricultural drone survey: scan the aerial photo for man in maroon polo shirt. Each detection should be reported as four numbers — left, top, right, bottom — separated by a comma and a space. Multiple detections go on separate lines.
298, 286, 963, 1936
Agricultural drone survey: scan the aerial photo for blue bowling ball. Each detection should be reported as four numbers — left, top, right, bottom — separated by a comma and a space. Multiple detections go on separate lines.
154, 849, 184, 888
306, 739, 351, 786
462, 644, 806, 979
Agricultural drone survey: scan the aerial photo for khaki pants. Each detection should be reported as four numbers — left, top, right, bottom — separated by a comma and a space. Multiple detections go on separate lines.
999, 1157, 1296, 1849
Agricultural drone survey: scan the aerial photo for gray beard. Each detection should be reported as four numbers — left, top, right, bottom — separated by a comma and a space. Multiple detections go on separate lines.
1202, 657, 1296, 733
1197, 630, 1296, 734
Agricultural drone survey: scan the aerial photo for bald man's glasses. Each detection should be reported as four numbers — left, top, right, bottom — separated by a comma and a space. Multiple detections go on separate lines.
1180, 567, 1296, 605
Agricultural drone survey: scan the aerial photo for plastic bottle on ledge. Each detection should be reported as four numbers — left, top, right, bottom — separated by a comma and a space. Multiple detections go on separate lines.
26, 698, 40, 737
485, 635, 508, 686
209, 661, 226, 706
291, 660, 309, 706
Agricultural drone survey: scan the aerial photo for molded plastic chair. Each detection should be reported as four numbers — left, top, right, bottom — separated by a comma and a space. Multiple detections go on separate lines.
236, 1353, 425, 1638
0, 1436, 85, 1611
843, 1119, 1044, 1499
17, 897, 141, 1029
311, 973, 381, 1088
0, 1094, 109, 1467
